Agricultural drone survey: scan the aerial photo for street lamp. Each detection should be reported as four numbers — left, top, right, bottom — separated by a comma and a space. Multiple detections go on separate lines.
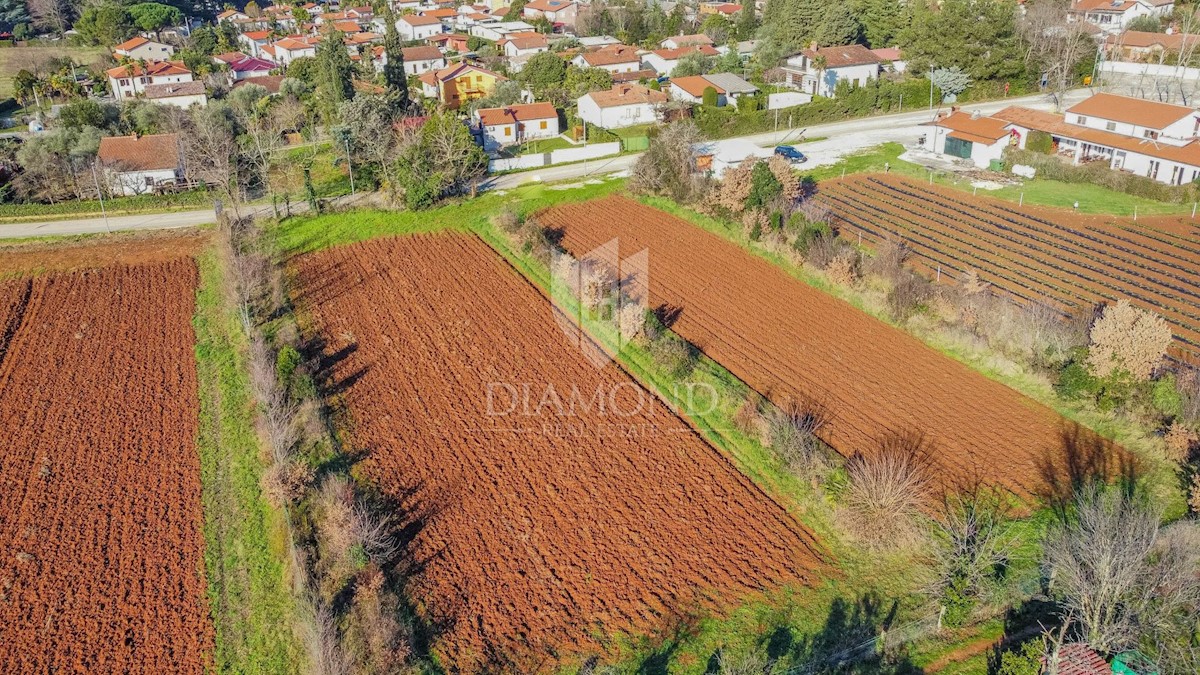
343, 137, 355, 196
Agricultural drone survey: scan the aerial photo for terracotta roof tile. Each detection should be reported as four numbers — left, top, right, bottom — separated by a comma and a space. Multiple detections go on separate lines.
585, 83, 668, 108
98, 134, 180, 172
994, 105, 1200, 166
671, 74, 723, 97
143, 81, 206, 99
1066, 92, 1197, 129
402, 45, 444, 61
476, 101, 558, 125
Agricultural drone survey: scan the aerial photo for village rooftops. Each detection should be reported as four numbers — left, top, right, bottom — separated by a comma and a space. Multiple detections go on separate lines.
97, 134, 180, 171
113, 36, 151, 52
402, 45, 444, 61
992, 105, 1200, 165
578, 45, 640, 66
104, 61, 191, 78
476, 101, 558, 126
499, 32, 549, 49
524, 0, 575, 10
1065, 92, 1196, 129
401, 14, 444, 25
671, 74, 724, 97
586, 83, 669, 108
666, 34, 713, 46
651, 45, 720, 59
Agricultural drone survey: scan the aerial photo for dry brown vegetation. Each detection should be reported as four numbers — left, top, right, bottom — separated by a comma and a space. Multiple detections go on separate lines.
1087, 299, 1173, 381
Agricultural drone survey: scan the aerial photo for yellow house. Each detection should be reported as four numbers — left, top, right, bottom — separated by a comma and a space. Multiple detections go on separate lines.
418, 63, 507, 109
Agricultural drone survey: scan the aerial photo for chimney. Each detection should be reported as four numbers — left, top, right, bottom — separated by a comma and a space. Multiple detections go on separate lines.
971, 110, 980, 119
809, 41, 818, 51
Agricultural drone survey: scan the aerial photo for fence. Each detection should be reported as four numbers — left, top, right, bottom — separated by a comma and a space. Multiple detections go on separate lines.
488, 141, 621, 173
1100, 60, 1200, 81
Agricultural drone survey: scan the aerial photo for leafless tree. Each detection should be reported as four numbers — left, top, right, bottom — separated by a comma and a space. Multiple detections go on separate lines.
178, 102, 242, 218
630, 120, 707, 203
767, 395, 835, 474
1020, 0, 1096, 110
843, 431, 933, 548
27, 0, 71, 34
1042, 487, 1200, 656
925, 486, 1012, 623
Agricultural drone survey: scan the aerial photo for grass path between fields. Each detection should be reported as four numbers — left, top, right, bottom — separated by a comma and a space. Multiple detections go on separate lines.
194, 248, 306, 673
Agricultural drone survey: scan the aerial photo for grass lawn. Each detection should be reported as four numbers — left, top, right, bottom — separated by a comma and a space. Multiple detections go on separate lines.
504, 136, 576, 155
193, 248, 305, 673
610, 123, 656, 139
807, 142, 1195, 217
0, 44, 107, 99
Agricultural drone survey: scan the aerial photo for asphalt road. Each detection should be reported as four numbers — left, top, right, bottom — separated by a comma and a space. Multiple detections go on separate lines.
2, 89, 1090, 239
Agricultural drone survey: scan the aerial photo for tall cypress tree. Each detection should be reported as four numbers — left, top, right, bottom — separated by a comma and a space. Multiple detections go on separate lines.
382, 10, 410, 111
317, 30, 355, 122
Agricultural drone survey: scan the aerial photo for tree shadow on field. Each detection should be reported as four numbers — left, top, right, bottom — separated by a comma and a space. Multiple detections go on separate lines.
302, 331, 367, 399
654, 303, 684, 329
287, 255, 359, 309
543, 226, 566, 248
1036, 421, 1140, 519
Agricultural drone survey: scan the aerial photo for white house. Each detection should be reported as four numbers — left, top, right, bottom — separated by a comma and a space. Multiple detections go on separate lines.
660, 34, 712, 50
238, 30, 274, 58
473, 101, 560, 151
225, 54, 277, 80
942, 93, 1200, 185
143, 81, 208, 108
98, 133, 183, 196
578, 83, 667, 128
571, 44, 641, 74
1069, 0, 1174, 35
498, 31, 549, 57
926, 110, 1014, 168
398, 14, 445, 41
113, 36, 175, 60
870, 47, 906, 73
522, 0, 577, 27
669, 73, 757, 107
694, 138, 773, 178
399, 45, 447, 75
469, 20, 535, 41
642, 45, 719, 76
781, 43, 881, 98
105, 61, 194, 101
260, 37, 320, 66
216, 8, 249, 23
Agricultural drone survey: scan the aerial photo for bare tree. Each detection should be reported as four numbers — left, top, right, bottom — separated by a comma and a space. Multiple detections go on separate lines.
843, 431, 933, 548
1021, 0, 1096, 110
926, 486, 1012, 627
630, 120, 707, 203
27, 0, 71, 34
1042, 487, 1200, 656
178, 102, 242, 218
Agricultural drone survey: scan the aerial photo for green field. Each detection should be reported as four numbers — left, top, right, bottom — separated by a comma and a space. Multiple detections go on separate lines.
0, 44, 107, 100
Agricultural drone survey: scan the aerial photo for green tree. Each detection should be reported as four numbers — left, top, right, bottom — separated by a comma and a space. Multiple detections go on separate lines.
397, 112, 487, 209
701, 85, 719, 107
746, 160, 782, 210
189, 25, 218, 55
899, 0, 1024, 81
734, 6, 757, 40
382, 11, 410, 110
564, 64, 612, 96
518, 50, 567, 96
0, 0, 30, 31
672, 51, 714, 77
286, 56, 321, 86
815, 2, 861, 45
504, 0, 527, 21
700, 13, 731, 43
1127, 14, 1163, 32
13, 69, 39, 105
127, 3, 183, 36
855, 0, 906, 48
316, 32, 355, 121
58, 99, 115, 130
761, 0, 827, 52
74, 2, 136, 46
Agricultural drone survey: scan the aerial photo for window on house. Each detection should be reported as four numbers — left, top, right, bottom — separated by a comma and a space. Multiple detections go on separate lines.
504, 127, 511, 136
1076, 115, 1087, 124
1106, 121, 1116, 131
144, 176, 154, 186
1144, 129, 1159, 139
540, 120, 547, 129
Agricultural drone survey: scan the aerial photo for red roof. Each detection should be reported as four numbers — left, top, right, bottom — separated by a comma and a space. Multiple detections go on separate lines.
799, 43, 881, 68
105, 61, 191, 78
243, 30, 272, 40
1043, 643, 1108, 675
229, 55, 276, 73
113, 36, 150, 52
665, 34, 712, 47
476, 101, 558, 126
98, 134, 180, 171
401, 14, 443, 25
402, 45, 444, 61
579, 44, 640, 66
1066, 92, 1195, 129
653, 45, 719, 60
671, 75, 724, 97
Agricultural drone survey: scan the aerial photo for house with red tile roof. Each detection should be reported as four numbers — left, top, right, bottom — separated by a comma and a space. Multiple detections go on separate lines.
781, 43, 881, 97
578, 83, 667, 128
522, 0, 577, 27
498, 31, 549, 57
399, 13, 445, 40
571, 44, 641, 74
1069, 0, 1174, 35
113, 36, 175, 60
97, 134, 183, 195
473, 101, 560, 151
642, 44, 719, 75
105, 61, 193, 101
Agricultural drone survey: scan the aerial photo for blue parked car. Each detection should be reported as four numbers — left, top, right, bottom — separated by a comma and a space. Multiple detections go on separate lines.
774, 145, 807, 163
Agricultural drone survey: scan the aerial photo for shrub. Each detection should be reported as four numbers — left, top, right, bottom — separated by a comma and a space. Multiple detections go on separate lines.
1190, 474, 1200, 515
1055, 355, 1101, 400
1087, 300, 1172, 381
649, 332, 696, 378
825, 253, 859, 287
995, 639, 1045, 675
702, 85, 719, 107
629, 120, 707, 203
1025, 130, 1054, 155
749, 221, 762, 241
493, 206, 521, 234
766, 397, 833, 474
1164, 421, 1196, 463
745, 160, 783, 211
1004, 147, 1200, 204
1151, 373, 1183, 418
886, 272, 932, 321
806, 232, 853, 270
276, 345, 302, 387
843, 432, 932, 548
791, 218, 832, 255
865, 237, 911, 283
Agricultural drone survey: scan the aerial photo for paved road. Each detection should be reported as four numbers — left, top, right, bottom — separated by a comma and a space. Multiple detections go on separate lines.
3, 89, 1090, 238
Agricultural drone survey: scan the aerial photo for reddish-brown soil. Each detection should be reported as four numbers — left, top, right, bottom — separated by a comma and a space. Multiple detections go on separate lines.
291, 233, 826, 672
0, 230, 208, 279
542, 196, 1123, 498
0, 260, 214, 673
817, 174, 1200, 364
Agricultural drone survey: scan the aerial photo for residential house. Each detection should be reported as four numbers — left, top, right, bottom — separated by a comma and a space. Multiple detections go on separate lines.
699, 2, 742, 16
642, 45, 719, 76
578, 83, 667, 128
572, 44, 641, 74
217, 8, 249, 23
660, 34, 713, 50
469, 20, 535, 41
522, 0, 577, 27
427, 32, 472, 52
106, 61, 193, 101
498, 31, 549, 57
870, 47, 905, 73
781, 43, 880, 97
144, 81, 208, 108
1104, 30, 1200, 60
399, 45, 448, 75
418, 62, 507, 108
398, 14, 445, 40
698, 72, 757, 104
217, 53, 277, 80
97, 133, 183, 196
113, 36, 175, 60
1069, 0, 1174, 34
932, 93, 1200, 185
473, 101, 559, 151
926, 110, 1015, 168
238, 30, 274, 57
261, 36, 320, 65
578, 35, 621, 48
612, 68, 658, 83
670, 75, 726, 105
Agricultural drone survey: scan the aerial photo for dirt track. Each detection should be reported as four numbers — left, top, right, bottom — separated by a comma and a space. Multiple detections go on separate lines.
292, 233, 826, 671
543, 196, 1123, 498
0, 261, 213, 673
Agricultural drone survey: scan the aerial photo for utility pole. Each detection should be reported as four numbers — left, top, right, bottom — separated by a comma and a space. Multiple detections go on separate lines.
91, 161, 111, 234
929, 65, 936, 111
344, 137, 355, 195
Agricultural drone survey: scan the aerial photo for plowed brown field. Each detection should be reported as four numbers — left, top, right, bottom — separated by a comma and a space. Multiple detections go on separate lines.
291, 233, 826, 671
542, 196, 1122, 498
816, 174, 1200, 364
0, 260, 213, 673
0, 231, 208, 279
